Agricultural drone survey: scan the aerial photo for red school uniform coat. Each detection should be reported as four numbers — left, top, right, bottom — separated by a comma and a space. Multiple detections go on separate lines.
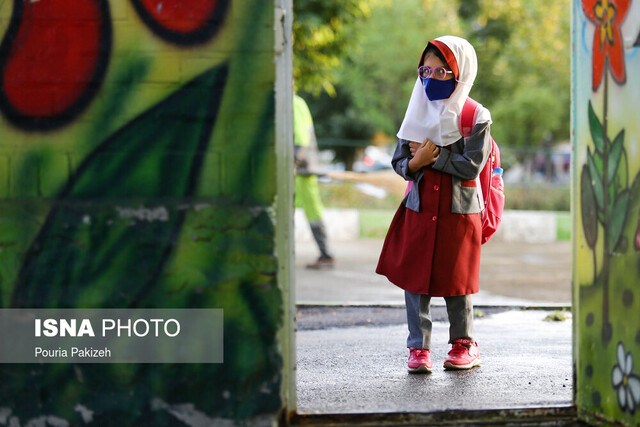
379, 35, 488, 296
375, 164, 481, 296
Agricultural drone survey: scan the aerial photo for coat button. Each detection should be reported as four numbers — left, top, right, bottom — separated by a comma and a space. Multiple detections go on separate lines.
433, 185, 439, 191
432, 216, 437, 222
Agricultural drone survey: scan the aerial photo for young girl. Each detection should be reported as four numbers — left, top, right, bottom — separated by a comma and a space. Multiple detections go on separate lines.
376, 35, 492, 373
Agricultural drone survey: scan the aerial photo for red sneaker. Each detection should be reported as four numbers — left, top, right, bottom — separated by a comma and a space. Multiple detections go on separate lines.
443, 339, 481, 370
408, 348, 433, 373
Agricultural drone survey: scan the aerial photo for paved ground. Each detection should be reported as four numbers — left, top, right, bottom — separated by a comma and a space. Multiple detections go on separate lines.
294, 237, 574, 417
295, 238, 572, 306
296, 309, 572, 414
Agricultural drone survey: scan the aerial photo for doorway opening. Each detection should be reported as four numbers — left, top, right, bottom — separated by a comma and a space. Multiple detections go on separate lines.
291, 0, 573, 418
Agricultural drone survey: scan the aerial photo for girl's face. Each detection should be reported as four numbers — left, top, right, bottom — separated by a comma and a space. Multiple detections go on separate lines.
422, 52, 454, 81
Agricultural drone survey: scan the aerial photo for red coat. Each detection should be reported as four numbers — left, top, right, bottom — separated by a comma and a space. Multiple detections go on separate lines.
376, 166, 481, 296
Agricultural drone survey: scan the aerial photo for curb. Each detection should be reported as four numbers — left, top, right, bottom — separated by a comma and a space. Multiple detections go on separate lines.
295, 208, 571, 243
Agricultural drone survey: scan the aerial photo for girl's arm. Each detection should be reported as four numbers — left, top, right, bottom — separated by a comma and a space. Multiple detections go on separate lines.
391, 138, 440, 180
431, 122, 492, 180
390, 139, 418, 181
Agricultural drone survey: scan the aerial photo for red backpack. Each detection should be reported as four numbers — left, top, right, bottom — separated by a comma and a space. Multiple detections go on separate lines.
459, 97, 504, 244
404, 97, 505, 244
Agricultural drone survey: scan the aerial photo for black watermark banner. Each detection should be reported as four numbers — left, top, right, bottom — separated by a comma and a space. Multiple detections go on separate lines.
0, 309, 223, 363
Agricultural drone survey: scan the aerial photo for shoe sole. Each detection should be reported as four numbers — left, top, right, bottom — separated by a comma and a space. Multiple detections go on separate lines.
408, 365, 432, 373
443, 358, 481, 370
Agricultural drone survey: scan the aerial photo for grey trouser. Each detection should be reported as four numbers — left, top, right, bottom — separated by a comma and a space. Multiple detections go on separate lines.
309, 220, 333, 259
405, 291, 475, 349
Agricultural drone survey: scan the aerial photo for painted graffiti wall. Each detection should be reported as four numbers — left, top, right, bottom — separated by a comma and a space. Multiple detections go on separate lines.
0, 0, 287, 425
573, 0, 640, 424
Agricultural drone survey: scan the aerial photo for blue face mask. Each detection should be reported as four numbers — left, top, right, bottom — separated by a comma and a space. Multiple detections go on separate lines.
422, 78, 456, 101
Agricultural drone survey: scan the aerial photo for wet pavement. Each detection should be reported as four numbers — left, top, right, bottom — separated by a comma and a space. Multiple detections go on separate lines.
294, 236, 574, 417
296, 309, 572, 414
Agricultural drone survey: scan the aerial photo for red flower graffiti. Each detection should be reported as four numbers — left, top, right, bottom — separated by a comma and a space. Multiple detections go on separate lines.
0, 0, 111, 130
137, 0, 222, 33
581, 0, 630, 90
130, 0, 229, 45
0, 0, 229, 131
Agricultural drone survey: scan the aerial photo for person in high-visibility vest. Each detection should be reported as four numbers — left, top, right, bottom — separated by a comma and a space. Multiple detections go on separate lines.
294, 93, 335, 269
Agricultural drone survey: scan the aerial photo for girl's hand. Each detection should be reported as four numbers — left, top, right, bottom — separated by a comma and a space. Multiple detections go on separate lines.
409, 141, 421, 157
408, 138, 440, 173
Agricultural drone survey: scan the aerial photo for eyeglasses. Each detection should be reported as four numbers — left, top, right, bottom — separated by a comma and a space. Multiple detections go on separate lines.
418, 66, 454, 81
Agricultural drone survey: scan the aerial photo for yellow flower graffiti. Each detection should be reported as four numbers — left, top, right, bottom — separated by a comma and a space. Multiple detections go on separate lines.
594, 0, 616, 46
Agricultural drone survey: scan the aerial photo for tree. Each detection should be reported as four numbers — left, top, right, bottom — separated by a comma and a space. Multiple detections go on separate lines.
299, 0, 463, 169
293, 0, 373, 96
460, 0, 571, 148
338, 0, 462, 138
295, 0, 572, 170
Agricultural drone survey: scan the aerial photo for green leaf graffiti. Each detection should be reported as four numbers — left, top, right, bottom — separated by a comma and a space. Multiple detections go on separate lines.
588, 101, 604, 152
581, 93, 632, 348
607, 190, 629, 253
582, 111, 630, 256
607, 130, 624, 183
11, 65, 229, 308
1, 64, 284, 422
587, 147, 605, 213
581, 165, 598, 249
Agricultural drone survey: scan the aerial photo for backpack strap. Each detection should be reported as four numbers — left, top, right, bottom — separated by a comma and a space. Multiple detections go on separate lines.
458, 97, 480, 138
459, 97, 492, 210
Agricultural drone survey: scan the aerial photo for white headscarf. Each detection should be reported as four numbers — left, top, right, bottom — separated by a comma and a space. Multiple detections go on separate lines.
396, 35, 490, 146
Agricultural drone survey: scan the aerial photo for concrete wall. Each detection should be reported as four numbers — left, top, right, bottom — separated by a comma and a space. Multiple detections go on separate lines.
0, 1, 289, 425
573, 1, 640, 424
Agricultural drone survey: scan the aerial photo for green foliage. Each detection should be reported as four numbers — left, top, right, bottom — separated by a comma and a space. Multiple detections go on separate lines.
294, 0, 571, 152
306, 89, 377, 142
490, 85, 563, 151
504, 185, 570, 211
359, 209, 394, 238
320, 180, 570, 212
463, 0, 571, 147
319, 180, 400, 210
556, 212, 571, 241
293, 0, 373, 96
335, 0, 462, 137
545, 310, 570, 322
303, 0, 462, 138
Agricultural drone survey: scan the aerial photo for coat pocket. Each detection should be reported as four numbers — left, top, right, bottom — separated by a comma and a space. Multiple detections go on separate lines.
452, 180, 482, 214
